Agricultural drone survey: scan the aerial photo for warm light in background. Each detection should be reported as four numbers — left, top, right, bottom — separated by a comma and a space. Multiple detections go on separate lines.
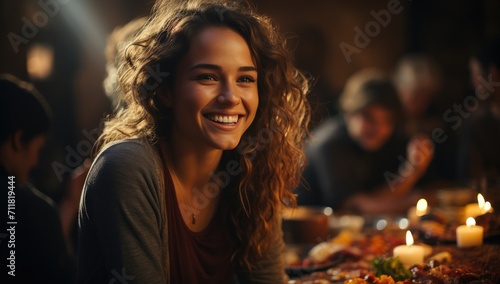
416, 198, 428, 216
27, 43, 53, 80
398, 218, 409, 230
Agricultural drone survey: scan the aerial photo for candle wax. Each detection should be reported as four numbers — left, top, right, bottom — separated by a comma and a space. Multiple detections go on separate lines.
393, 244, 424, 266
456, 224, 483, 248
464, 203, 483, 219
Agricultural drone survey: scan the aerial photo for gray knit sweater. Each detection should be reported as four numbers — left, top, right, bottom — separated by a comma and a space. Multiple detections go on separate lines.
76, 138, 287, 283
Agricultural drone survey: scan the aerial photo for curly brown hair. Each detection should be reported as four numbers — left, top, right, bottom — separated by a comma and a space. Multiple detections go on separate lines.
95, 0, 310, 268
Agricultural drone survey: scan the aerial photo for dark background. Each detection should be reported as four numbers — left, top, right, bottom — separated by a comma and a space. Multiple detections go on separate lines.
1, 0, 499, 200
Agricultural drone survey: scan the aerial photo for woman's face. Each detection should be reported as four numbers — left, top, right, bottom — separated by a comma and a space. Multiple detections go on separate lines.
345, 105, 395, 152
168, 27, 259, 151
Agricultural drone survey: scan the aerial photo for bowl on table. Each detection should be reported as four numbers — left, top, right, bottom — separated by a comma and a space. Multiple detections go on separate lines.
282, 206, 333, 244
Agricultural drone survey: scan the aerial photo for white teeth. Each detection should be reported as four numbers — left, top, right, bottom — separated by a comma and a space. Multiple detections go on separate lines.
206, 114, 239, 124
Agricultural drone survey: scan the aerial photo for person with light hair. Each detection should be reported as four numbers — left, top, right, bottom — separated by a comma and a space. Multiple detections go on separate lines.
393, 55, 442, 124
393, 54, 459, 184
103, 17, 147, 111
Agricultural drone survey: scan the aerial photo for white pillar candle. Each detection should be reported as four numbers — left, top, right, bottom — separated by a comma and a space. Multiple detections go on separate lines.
393, 231, 424, 266
456, 217, 483, 248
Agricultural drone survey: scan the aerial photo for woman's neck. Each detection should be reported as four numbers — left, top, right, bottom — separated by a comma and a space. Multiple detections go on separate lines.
161, 135, 226, 232
166, 135, 223, 191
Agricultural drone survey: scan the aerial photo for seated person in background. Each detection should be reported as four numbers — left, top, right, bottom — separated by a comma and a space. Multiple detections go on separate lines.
393, 54, 456, 183
0, 74, 75, 283
457, 38, 500, 180
297, 69, 433, 215
103, 17, 147, 111
392, 55, 442, 135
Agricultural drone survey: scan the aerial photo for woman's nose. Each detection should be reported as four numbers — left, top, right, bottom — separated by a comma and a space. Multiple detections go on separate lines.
217, 82, 241, 106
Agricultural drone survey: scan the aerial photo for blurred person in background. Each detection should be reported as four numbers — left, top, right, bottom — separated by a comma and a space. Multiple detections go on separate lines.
457, 38, 500, 181
103, 17, 148, 112
297, 69, 433, 215
0, 74, 75, 283
57, 16, 148, 258
393, 54, 457, 184
393, 55, 442, 135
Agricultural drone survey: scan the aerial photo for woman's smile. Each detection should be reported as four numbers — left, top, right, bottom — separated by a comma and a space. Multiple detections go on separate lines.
203, 114, 241, 124
169, 27, 259, 151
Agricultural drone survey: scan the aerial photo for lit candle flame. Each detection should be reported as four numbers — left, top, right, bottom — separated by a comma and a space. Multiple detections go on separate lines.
466, 217, 476, 227
483, 201, 491, 213
477, 194, 485, 209
406, 230, 414, 246
416, 199, 428, 216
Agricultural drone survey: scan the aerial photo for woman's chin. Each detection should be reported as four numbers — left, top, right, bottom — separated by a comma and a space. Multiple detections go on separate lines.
209, 138, 241, 151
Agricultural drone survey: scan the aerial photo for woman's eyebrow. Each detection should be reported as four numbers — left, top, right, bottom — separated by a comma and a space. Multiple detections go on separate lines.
239, 66, 257, 72
189, 63, 257, 72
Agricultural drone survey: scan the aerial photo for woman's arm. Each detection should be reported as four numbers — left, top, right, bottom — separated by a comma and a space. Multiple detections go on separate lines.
77, 141, 167, 283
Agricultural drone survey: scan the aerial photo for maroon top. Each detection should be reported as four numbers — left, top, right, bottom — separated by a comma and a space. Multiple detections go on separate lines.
158, 145, 237, 283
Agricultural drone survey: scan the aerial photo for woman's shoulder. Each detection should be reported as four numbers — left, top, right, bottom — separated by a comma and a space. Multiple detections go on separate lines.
83, 137, 164, 205
95, 138, 157, 165
80, 138, 167, 247
98, 137, 153, 155
88, 137, 161, 184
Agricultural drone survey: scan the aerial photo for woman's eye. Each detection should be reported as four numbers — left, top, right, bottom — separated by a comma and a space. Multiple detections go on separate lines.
238, 76, 256, 83
196, 74, 217, 81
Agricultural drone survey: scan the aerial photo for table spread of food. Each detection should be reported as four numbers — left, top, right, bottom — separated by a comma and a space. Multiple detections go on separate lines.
283, 198, 500, 284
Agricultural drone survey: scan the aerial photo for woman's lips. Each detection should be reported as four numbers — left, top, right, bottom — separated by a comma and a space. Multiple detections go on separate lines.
204, 114, 240, 124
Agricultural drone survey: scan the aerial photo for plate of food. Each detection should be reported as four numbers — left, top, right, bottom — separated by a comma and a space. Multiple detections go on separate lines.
285, 229, 500, 283
285, 242, 363, 278
285, 230, 406, 278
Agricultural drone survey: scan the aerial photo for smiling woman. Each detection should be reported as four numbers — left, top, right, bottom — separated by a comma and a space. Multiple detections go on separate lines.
167, 27, 259, 151
76, 0, 310, 283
